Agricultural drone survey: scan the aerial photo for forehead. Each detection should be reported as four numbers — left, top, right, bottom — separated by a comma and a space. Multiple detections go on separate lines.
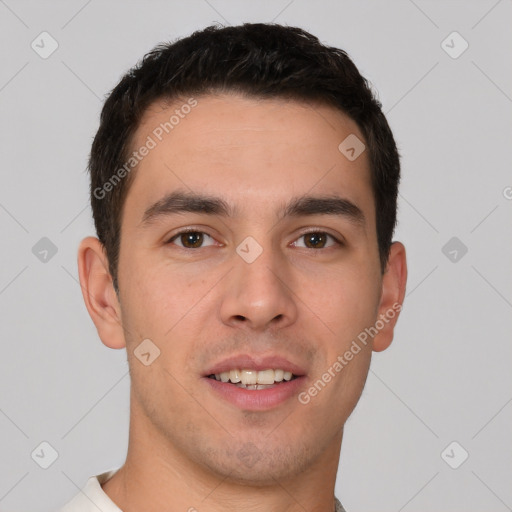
125, 93, 373, 222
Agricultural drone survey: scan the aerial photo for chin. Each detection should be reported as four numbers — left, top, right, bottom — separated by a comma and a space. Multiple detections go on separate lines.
198, 442, 313, 485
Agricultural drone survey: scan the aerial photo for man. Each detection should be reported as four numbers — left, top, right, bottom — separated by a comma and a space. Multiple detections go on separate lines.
60, 22, 407, 512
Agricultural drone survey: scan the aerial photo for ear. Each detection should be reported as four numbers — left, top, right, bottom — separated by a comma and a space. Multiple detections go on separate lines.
372, 242, 407, 352
77, 236, 126, 349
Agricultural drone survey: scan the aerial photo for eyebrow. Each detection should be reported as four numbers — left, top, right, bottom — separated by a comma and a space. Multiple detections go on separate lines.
140, 189, 365, 227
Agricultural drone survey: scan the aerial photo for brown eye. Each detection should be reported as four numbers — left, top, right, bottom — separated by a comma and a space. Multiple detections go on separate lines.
168, 231, 215, 249
292, 231, 340, 249
304, 232, 327, 248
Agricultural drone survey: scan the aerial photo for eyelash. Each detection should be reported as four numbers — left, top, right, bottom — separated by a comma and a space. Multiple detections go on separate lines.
166, 228, 343, 250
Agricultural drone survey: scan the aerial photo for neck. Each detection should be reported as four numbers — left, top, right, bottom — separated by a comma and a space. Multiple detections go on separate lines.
102, 394, 343, 512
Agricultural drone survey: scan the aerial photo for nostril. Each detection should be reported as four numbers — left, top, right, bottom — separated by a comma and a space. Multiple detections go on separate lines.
234, 315, 246, 321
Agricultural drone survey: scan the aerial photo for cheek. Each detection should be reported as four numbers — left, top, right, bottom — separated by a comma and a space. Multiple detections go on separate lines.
120, 264, 209, 410
300, 263, 381, 340
120, 251, 204, 338
308, 265, 379, 416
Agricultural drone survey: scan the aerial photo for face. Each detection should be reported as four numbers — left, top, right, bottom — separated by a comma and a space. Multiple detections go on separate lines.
106, 94, 398, 483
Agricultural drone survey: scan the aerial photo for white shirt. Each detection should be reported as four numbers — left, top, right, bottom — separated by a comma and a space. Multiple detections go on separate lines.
58, 468, 122, 512
58, 468, 346, 511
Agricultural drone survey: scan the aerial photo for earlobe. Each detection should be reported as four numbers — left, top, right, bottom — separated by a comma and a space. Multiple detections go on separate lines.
372, 242, 407, 353
77, 236, 126, 349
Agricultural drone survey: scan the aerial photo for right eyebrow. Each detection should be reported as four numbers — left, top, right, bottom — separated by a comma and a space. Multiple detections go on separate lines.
140, 190, 235, 227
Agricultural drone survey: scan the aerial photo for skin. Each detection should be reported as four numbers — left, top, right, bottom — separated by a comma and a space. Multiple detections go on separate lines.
78, 93, 407, 512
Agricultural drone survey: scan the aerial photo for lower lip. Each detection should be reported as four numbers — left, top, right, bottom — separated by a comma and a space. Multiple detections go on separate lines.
203, 377, 306, 411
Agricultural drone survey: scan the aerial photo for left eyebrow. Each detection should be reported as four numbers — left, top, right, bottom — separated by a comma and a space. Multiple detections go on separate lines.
139, 190, 365, 228
280, 194, 365, 226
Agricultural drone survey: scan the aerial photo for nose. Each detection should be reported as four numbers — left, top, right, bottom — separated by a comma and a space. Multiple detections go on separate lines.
219, 244, 298, 332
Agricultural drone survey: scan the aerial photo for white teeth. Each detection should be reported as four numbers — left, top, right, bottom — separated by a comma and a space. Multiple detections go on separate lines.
212, 368, 296, 385
229, 369, 241, 383
240, 370, 258, 385
257, 369, 275, 385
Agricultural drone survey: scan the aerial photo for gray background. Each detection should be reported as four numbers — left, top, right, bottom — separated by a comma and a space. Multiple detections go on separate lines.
1, 1, 511, 511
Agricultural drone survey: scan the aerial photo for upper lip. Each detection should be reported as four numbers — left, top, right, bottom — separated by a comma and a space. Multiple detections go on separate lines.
204, 353, 307, 377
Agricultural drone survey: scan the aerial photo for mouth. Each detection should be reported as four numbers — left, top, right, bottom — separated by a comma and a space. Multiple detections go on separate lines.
207, 368, 299, 390
202, 355, 306, 410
